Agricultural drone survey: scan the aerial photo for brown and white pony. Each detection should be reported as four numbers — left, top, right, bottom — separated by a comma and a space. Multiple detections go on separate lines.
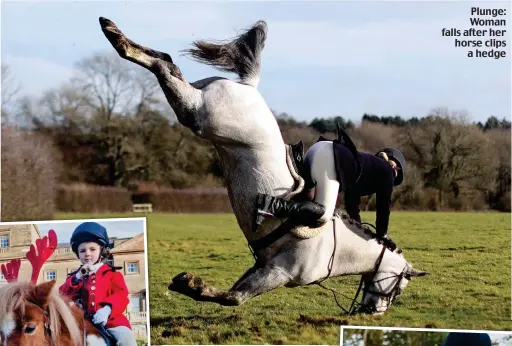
0, 230, 107, 346
0, 280, 107, 346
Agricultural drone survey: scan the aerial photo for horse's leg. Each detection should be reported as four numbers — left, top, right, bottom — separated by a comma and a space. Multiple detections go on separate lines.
168, 263, 291, 306
98, 17, 201, 130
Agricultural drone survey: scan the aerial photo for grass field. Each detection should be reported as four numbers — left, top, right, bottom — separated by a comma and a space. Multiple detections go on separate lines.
56, 211, 511, 345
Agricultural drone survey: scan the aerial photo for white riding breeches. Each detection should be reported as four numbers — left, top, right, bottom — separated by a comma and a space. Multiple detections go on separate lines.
107, 326, 138, 346
303, 141, 340, 223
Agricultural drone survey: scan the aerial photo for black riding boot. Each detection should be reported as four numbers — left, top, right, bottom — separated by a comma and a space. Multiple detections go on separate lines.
254, 194, 326, 231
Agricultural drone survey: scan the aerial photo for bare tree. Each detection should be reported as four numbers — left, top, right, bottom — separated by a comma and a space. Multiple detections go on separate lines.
23, 52, 186, 187
398, 108, 495, 207
1, 63, 22, 123
72, 52, 163, 120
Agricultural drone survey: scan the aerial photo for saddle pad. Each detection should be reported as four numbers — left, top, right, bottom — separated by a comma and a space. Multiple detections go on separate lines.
291, 219, 332, 239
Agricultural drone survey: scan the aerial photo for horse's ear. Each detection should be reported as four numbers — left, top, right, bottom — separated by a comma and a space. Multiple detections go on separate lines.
31, 280, 57, 309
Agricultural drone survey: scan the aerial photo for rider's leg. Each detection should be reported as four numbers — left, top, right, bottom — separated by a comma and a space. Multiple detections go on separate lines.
303, 141, 340, 224
254, 141, 339, 229
255, 194, 326, 228
107, 326, 138, 346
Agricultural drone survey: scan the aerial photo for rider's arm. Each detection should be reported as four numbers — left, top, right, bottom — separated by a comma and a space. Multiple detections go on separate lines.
375, 171, 394, 238
99, 272, 130, 316
344, 188, 361, 223
59, 272, 83, 300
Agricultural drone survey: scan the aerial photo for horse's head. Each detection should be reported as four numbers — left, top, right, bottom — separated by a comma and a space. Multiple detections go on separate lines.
359, 251, 429, 315
0, 280, 82, 346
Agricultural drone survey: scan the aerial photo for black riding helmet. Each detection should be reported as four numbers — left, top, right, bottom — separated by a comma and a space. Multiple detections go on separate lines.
442, 333, 491, 346
70, 221, 110, 256
376, 148, 406, 186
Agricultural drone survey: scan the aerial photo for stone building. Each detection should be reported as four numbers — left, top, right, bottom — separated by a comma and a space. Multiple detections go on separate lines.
0, 224, 148, 340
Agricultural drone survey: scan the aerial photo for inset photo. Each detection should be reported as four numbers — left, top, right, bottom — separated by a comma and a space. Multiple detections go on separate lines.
341, 327, 512, 346
0, 218, 149, 346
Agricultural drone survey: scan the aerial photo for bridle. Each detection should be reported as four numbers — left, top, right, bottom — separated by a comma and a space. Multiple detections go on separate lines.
356, 255, 408, 314
315, 240, 408, 315
43, 309, 54, 346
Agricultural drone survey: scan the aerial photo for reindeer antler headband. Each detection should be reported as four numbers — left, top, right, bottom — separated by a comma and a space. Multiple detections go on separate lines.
1, 229, 58, 284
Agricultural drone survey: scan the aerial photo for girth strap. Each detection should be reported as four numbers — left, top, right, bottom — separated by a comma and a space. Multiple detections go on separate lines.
249, 218, 297, 252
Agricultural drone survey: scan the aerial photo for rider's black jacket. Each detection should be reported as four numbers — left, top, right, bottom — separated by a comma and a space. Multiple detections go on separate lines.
327, 139, 395, 238
343, 152, 395, 238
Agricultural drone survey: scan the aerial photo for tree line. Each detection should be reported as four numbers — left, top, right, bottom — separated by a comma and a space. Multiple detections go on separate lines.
1, 53, 510, 217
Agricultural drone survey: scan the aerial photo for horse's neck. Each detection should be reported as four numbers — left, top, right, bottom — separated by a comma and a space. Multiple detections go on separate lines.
215, 142, 295, 238
337, 219, 405, 275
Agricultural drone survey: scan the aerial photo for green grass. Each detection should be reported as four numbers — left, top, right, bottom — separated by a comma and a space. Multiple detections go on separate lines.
56, 211, 512, 345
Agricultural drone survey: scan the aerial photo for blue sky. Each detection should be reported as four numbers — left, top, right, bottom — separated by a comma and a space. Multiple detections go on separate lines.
33, 218, 146, 246
2, 1, 510, 124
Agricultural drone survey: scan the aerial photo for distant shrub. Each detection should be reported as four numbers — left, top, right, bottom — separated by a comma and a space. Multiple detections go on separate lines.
56, 183, 132, 213
133, 185, 232, 213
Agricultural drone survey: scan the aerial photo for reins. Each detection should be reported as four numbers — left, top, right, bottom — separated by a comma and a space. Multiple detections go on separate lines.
314, 218, 405, 315
314, 244, 388, 315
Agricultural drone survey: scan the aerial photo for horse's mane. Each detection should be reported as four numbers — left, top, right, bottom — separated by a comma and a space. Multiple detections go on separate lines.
334, 208, 378, 240
0, 281, 81, 346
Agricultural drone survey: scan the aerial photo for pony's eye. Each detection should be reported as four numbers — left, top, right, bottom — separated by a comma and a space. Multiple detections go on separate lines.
24, 324, 36, 334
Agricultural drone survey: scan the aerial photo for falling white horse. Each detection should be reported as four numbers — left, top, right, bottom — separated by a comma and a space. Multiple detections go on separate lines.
98, 17, 429, 315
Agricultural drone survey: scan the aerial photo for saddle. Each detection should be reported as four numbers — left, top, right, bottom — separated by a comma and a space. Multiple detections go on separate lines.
286, 121, 362, 199
287, 140, 309, 190
95, 322, 117, 346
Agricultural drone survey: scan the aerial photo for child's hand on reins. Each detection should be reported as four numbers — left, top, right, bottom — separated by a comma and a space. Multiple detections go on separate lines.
92, 305, 112, 326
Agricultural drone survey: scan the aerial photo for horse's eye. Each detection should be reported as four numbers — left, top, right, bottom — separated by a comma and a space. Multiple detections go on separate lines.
24, 324, 36, 334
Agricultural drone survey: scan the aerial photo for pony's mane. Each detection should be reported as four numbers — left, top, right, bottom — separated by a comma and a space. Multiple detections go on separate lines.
0, 281, 81, 346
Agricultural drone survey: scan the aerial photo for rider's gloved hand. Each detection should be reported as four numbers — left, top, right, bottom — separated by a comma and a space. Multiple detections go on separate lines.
92, 305, 112, 326
378, 234, 398, 252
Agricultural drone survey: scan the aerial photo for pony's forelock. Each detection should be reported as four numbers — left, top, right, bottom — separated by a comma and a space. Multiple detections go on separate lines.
0, 281, 29, 325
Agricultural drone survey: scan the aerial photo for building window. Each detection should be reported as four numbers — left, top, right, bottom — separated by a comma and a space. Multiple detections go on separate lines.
0, 234, 9, 247
125, 261, 139, 275
129, 296, 140, 312
105, 254, 114, 267
45, 270, 56, 281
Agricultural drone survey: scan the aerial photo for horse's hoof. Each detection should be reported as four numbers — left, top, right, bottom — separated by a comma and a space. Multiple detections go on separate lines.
99, 17, 116, 29
171, 272, 191, 282
168, 272, 206, 298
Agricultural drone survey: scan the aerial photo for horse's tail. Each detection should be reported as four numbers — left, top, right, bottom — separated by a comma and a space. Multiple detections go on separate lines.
182, 20, 267, 88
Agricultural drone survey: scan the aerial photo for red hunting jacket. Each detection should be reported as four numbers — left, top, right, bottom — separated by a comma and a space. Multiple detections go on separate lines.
59, 263, 132, 330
